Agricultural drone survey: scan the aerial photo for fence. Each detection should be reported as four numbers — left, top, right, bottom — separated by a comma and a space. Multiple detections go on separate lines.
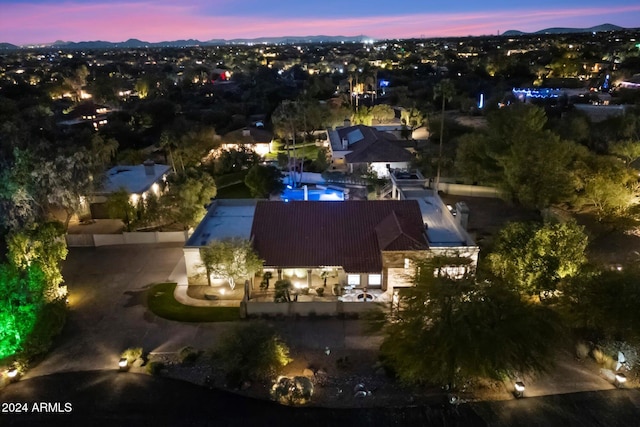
65, 230, 190, 247
438, 183, 503, 198
244, 300, 385, 317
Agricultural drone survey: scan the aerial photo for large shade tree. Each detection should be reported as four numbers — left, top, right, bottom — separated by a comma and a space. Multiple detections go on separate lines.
487, 220, 588, 298
456, 104, 581, 209
378, 257, 561, 388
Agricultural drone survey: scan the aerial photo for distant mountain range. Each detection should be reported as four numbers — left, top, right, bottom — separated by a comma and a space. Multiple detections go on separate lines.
1, 24, 636, 50
502, 23, 629, 36
0, 35, 371, 50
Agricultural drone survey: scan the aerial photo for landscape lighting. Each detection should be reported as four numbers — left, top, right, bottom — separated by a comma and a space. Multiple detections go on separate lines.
615, 373, 627, 388
118, 358, 128, 370
514, 381, 525, 398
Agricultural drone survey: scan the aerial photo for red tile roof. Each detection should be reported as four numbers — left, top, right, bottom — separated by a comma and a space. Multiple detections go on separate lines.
250, 200, 428, 273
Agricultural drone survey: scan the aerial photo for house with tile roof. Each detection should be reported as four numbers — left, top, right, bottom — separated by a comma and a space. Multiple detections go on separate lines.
327, 124, 413, 177
249, 200, 429, 292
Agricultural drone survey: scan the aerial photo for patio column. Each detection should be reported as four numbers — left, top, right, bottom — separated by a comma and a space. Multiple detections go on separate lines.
307, 269, 312, 288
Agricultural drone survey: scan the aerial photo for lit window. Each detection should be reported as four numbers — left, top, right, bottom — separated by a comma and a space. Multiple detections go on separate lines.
368, 274, 382, 286
347, 274, 360, 286
404, 258, 410, 269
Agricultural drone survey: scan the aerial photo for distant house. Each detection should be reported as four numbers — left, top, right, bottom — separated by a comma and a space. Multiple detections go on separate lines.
220, 126, 274, 157
57, 101, 111, 131
327, 124, 413, 177
89, 160, 171, 219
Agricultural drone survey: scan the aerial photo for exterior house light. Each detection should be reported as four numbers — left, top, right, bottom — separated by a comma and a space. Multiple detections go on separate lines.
7, 368, 18, 379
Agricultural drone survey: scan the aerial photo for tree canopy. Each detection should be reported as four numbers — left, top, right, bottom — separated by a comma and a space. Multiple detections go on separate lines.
244, 164, 283, 198
199, 237, 263, 289
487, 220, 588, 297
456, 104, 580, 209
379, 257, 561, 387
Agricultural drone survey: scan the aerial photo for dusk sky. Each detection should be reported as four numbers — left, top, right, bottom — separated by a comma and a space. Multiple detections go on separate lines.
1, 0, 639, 45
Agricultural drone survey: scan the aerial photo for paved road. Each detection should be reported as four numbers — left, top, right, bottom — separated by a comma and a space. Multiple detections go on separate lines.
2, 371, 638, 427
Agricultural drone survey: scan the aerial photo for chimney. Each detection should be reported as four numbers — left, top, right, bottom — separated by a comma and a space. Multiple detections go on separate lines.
143, 159, 155, 176
343, 118, 351, 128
342, 137, 348, 150
242, 128, 251, 137
455, 201, 470, 230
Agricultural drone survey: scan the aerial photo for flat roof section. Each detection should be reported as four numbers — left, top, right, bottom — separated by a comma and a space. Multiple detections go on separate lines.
186, 200, 257, 247
102, 163, 171, 194
403, 189, 469, 247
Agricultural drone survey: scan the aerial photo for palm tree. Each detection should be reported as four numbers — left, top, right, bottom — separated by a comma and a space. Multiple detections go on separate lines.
433, 79, 455, 192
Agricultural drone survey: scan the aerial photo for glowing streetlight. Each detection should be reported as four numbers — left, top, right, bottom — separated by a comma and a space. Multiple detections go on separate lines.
514, 381, 525, 398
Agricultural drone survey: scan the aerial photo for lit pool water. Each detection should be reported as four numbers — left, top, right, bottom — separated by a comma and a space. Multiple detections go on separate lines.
281, 187, 345, 201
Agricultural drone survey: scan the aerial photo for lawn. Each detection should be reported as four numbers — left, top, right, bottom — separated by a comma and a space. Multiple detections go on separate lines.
147, 282, 239, 322
216, 182, 253, 198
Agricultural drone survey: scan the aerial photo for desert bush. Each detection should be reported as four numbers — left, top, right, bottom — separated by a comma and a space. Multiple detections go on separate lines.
271, 376, 314, 405
121, 347, 143, 364
146, 361, 165, 375
212, 322, 291, 387
178, 346, 200, 365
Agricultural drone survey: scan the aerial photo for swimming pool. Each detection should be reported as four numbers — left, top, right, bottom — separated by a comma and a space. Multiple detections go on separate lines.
281, 186, 345, 201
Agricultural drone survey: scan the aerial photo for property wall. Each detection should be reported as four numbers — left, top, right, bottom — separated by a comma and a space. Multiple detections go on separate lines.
245, 300, 383, 317
66, 230, 190, 247
438, 183, 503, 198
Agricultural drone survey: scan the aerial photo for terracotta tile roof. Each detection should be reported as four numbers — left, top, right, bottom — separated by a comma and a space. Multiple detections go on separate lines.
250, 200, 429, 273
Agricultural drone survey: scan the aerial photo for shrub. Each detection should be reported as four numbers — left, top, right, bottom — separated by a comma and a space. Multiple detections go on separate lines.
332, 284, 343, 296
315, 287, 325, 297
178, 346, 200, 365
271, 376, 314, 405
212, 322, 291, 386
146, 361, 165, 376
274, 279, 292, 302
121, 347, 144, 364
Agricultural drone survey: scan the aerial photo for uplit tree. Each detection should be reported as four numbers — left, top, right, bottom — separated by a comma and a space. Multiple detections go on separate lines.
199, 237, 263, 289
162, 169, 217, 229
371, 104, 395, 124
487, 220, 588, 298
212, 322, 291, 386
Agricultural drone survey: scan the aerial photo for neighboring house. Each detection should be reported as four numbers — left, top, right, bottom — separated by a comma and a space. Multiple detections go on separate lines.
57, 101, 111, 131
327, 124, 413, 177
89, 160, 171, 219
220, 126, 274, 157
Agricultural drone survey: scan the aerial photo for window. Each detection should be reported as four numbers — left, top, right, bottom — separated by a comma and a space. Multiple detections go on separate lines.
368, 274, 382, 286
404, 258, 411, 269
347, 274, 360, 286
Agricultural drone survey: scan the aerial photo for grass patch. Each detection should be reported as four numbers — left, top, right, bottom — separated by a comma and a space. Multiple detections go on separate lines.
215, 170, 249, 188
216, 182, 253, 199
147, 283, 239, 322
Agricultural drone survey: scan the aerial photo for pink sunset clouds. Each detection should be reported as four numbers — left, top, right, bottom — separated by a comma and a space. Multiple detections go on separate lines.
1, 2, 639, 45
